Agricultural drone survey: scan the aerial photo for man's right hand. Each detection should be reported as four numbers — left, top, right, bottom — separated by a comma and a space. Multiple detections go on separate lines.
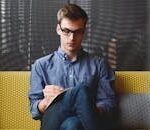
38, 85, 64, 113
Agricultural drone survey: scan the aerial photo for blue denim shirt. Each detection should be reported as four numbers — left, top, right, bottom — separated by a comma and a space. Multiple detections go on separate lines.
29, 47, 116, 119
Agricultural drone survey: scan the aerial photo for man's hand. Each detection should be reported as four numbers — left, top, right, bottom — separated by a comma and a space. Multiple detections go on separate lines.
38, 85, 64, 113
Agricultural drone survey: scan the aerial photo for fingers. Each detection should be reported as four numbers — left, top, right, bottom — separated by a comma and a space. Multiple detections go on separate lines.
43, 85, 64, 98
40, 85, 64, 110
44, 85, 64, 91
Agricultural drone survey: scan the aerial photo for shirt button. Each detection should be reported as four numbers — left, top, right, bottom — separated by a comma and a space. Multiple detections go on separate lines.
69, 75, 73, 78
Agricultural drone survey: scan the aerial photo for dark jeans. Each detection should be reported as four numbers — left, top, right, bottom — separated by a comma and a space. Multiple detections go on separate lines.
40, 84, 100, 130
60, 116, 84, 130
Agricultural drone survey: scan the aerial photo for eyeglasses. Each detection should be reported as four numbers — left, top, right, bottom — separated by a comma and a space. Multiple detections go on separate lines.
59, 24, 85, 37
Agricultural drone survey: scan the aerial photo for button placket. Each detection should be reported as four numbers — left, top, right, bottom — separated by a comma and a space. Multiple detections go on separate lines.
68, 63, 74, 87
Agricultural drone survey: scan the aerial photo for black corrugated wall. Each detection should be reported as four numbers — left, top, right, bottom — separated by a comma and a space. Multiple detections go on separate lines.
0, 0, 149, 70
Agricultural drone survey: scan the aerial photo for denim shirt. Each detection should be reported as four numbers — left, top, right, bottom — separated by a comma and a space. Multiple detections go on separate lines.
29, 47, 116, 119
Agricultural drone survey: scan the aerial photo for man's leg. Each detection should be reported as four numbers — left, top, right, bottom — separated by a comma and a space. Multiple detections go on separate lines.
40, 92, 71, 130
41, 84, 99, 130
64, 85, 99, 130
60, 116, 84, 130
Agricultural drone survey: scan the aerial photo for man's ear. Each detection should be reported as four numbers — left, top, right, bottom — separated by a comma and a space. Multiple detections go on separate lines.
56, 24, 61, 35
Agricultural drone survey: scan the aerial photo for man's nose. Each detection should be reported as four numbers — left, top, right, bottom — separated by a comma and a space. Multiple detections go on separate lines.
69, 32, 75, 40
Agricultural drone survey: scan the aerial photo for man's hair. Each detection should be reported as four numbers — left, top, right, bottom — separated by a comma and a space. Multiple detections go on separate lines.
57, 4, 88, 25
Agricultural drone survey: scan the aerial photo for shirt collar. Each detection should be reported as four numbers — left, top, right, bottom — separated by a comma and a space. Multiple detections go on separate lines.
57, 47, 84, 62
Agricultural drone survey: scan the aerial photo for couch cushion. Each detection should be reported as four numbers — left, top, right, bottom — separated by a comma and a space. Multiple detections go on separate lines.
0, 71, 40, 129
119, 94, 150, 129
115, 71, 150, 93
115, 71, 150, 129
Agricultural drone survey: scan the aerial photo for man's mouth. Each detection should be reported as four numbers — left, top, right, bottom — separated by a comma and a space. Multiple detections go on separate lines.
67, 43, 75, 46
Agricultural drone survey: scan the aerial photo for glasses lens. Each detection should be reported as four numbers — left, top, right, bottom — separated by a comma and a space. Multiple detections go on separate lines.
62, 28, 70, 34
59, 24, 84, 36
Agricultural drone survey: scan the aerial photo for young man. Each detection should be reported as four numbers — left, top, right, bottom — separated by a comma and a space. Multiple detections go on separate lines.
29, 4, 116, 130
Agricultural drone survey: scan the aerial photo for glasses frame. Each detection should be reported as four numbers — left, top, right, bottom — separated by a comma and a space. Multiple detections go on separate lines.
59, 24, 85, 37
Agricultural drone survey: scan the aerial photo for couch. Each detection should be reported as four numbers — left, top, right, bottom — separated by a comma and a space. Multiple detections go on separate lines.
0, 71, 150, 130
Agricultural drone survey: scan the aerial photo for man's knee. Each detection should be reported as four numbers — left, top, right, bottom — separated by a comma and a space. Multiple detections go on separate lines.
60, 116, 84, 130
77, 86, 93, 101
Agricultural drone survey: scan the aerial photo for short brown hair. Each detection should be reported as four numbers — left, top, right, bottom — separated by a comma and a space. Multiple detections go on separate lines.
57, 4, 88, 25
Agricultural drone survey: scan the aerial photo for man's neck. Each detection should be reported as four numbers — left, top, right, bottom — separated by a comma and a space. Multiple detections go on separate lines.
60, 47, 80, 61
66, 51, 77, 61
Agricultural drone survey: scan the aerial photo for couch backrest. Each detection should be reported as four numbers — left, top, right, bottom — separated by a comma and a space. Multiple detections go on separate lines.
115, 71, 150, 129
0, 71, 40, 130
0, 71, 150, 129
115, 71, 150, 93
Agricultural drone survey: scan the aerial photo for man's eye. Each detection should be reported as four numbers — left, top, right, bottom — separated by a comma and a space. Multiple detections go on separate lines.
62, 29, 70, 34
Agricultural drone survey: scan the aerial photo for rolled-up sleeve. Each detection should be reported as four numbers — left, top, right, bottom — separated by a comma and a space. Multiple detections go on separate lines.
28, 60, 45, 120
96, 58, 116, 112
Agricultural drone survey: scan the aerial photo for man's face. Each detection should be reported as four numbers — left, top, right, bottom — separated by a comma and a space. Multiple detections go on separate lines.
56, 18, 86, 54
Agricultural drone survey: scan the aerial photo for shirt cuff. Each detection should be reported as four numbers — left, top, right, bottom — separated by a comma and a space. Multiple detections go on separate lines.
31, 100, 42, 120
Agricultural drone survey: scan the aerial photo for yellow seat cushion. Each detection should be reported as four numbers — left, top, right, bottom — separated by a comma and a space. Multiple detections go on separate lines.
0, 71, 40, 130
115, 71, 150, 93
0, 71, 150, 130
